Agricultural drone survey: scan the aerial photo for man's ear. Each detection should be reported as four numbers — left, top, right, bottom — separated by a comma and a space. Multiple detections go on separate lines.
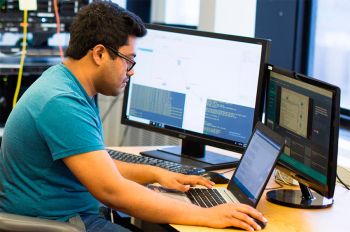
91, 44, 106, 65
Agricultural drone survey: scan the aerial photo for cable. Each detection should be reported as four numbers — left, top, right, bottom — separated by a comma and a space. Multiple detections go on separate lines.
53, 0, 64, 60
100, 96, 128, 146
118, 126, 129, 146
336, 173, 350, 190
217, 168, 235, 175
101, 97, 119, 123
12, 9, 28, 109
265, 181, 283, 190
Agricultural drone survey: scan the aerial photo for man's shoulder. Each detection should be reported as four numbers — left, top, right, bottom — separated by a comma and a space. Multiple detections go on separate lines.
40, 64, 75, 88
28, 64, 81, 102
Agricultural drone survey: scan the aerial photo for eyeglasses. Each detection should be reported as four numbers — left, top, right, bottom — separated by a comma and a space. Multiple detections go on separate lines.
106, 46, 136, 72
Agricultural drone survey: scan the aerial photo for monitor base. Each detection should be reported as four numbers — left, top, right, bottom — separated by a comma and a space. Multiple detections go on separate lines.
266, 189, 334, 209
140, 146, 239, 170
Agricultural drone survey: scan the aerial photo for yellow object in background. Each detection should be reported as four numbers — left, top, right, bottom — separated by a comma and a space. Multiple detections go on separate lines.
12, 8, 28, 108
19, 0, 37, 11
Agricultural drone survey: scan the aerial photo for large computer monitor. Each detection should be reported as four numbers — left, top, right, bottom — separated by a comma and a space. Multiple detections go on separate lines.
264, 65, 340, 208
121, 24, 270, 170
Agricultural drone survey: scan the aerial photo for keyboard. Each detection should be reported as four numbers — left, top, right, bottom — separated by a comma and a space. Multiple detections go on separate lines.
107, 149, 206, 175
185, 188, 227, 208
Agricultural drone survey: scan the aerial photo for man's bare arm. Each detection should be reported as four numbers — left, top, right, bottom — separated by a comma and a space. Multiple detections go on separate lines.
112, 159, 159, 184
63, 150, 265, 230
112, 158, 213, 191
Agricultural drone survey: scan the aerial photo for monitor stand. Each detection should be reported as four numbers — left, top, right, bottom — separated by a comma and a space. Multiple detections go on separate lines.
140, 140, 239, 170
266, 183, 333, 209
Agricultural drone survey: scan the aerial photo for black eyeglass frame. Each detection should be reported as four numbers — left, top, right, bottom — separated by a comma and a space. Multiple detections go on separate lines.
106, 45, 136, 72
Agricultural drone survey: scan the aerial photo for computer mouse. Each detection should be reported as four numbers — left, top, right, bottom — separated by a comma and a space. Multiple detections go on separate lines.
253, 218, 267, 229
201, 171, 229, 184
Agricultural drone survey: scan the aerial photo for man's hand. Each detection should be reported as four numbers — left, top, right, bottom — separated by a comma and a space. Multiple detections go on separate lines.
202, 203, 267, 231
155, 169, 214, 192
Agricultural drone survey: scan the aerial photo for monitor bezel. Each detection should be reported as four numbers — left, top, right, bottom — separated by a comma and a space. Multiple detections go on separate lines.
264, 64, 340, 198
121, 23, 271, 154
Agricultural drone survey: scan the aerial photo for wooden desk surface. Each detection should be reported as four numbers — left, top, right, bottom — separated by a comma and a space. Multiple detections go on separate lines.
111, 146, 350, 232
171, 186, 350, 232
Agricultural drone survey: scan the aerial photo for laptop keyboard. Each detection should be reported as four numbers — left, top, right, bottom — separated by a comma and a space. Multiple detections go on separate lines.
185, 188, 227, 208
107, 149, 206, 175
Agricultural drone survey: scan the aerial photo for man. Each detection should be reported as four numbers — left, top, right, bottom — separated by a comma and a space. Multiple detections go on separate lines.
0, 1, 267, 231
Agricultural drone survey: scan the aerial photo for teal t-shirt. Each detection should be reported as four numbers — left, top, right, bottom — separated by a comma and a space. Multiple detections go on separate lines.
0, 64, 105, 221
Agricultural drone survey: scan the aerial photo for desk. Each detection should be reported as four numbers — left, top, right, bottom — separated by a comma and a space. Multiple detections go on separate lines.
112, 146, 350, 232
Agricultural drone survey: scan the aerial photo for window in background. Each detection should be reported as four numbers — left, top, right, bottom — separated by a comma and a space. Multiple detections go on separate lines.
164, 0, 200, 26
309, 0, 350, 163
111, 0, 127, 8
309, 0, 350, 115
151, 0, 200, 27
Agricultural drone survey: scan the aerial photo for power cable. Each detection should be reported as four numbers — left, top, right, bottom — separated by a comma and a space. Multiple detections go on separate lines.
12, 9, 28, 108
217, 168, 235, 175
53, 0, 64, 60
337, 172, 350, 190
265, 181, 284, 190
118, 126, 129, 146
100, 96, 130, 146
101, 97, 119, 123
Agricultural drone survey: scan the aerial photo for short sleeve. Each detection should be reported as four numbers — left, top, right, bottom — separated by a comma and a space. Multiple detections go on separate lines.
36, 94, 105, 160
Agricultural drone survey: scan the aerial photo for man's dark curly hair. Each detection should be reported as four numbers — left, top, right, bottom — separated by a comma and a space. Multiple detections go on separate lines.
65, 1, 147, 59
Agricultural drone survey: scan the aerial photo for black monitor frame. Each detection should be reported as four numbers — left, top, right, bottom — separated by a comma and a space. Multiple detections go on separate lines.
121, 24, 270, 170
264, 64, 340, 208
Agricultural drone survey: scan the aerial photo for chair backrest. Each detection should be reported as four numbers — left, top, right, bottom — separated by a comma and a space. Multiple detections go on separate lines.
0, 212, 84, 232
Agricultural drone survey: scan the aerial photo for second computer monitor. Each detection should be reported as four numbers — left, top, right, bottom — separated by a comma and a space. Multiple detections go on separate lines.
265, 65, 340, 208
121, 24, 270, 170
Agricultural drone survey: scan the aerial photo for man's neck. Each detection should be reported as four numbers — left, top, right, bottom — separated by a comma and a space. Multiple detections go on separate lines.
62, 57, 97, 97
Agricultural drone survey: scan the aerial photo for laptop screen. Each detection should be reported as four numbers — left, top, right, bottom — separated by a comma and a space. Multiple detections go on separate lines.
228, 124, 283, 205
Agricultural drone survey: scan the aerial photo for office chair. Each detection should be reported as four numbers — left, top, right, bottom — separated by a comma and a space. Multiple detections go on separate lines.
0, 212, 84, 232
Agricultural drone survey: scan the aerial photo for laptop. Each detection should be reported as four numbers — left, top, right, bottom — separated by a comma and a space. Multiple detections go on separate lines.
148, 122, 285, 208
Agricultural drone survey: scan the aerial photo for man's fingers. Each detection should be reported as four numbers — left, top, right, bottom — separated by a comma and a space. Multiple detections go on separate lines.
178, 175, 215, 188
233, 203, 268, 225
230, 210, 261, 231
